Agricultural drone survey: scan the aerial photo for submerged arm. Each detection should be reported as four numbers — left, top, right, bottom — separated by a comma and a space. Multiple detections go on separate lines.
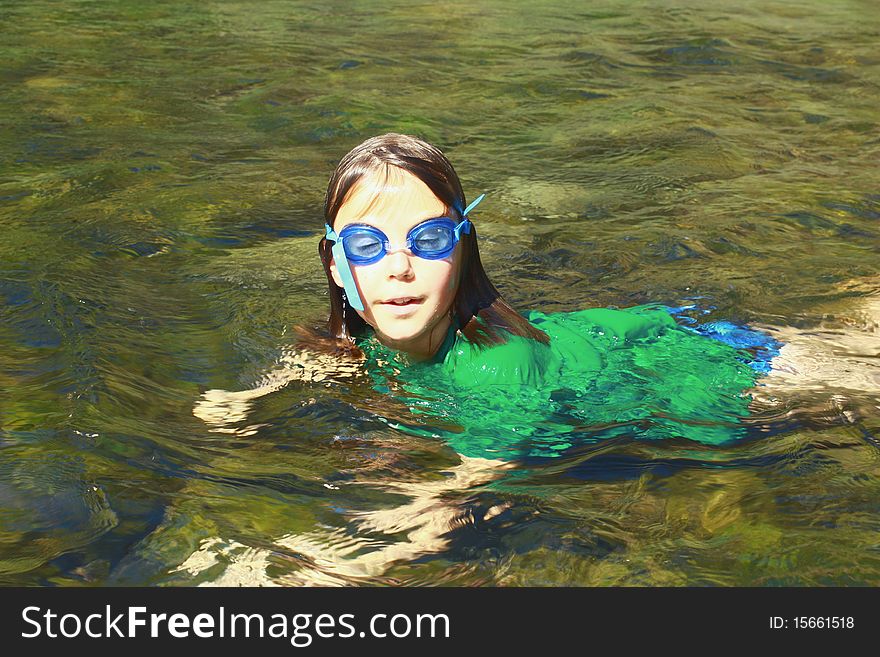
193, 348, 365, 432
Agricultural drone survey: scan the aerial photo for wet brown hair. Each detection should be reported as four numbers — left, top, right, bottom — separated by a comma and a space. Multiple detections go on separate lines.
303, 133, 548, 356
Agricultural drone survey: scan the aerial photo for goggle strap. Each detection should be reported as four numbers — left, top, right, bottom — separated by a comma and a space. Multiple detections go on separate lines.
328, 230, 365, 311
462, 193, 485, 218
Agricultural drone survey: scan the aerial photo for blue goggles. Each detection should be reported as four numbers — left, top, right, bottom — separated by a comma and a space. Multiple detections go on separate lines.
324, 193, 484, 311
332, 216, 471, 265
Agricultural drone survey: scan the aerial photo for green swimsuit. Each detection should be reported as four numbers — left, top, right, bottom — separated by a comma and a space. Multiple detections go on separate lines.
357, 306, 760, 459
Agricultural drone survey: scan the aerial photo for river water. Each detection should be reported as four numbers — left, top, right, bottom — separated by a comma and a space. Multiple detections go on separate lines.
1, 0, 878, 585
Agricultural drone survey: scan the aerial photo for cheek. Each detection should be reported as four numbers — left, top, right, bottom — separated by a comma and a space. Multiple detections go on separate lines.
417, 260, 457, 299
350, 266, 381, 301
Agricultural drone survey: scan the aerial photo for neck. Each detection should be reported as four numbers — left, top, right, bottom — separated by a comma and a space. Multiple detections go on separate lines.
376, 314, 454, 362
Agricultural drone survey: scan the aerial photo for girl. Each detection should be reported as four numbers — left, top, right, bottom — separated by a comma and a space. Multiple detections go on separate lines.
306, 132, 772, 460
197, 132, 776, 455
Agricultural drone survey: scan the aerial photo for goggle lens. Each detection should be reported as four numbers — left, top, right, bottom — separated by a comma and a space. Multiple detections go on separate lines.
347, 231, 384, 260
410, 223, 455, 257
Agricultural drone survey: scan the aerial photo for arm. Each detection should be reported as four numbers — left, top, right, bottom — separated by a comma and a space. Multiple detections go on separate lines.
193, 347, 365, 432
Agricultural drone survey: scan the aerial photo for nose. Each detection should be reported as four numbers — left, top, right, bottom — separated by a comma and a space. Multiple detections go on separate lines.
383, 247, 415, 280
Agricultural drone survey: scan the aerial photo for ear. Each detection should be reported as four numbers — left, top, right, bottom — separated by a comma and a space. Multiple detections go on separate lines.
329, 256, 344, 289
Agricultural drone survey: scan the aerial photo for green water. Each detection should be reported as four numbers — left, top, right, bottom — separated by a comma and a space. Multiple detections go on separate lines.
1, 0, 879, 585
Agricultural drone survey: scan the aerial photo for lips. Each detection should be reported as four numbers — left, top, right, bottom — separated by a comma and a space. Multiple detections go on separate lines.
378, 296, 425, 315
381, 296, 423, 306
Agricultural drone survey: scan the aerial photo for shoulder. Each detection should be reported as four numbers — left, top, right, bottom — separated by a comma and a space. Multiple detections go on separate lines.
442, 305, 665, 386
519, 306, 678, 373
444, 328, 558, 388
445, 306, 663, 387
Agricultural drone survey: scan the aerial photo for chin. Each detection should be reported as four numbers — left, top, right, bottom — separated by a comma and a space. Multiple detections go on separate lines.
375, 320, 427, 344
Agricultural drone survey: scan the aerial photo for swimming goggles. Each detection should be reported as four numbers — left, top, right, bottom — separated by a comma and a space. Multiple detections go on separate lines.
324, 194, 485, 311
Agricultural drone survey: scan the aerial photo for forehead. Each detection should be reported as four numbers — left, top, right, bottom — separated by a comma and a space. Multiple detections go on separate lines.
334, 166, 447, 233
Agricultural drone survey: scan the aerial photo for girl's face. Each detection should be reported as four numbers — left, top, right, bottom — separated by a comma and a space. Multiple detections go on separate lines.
329, 167, 462, 360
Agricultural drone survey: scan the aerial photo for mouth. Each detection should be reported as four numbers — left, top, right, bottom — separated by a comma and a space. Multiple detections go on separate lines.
381, 296, 424, 306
